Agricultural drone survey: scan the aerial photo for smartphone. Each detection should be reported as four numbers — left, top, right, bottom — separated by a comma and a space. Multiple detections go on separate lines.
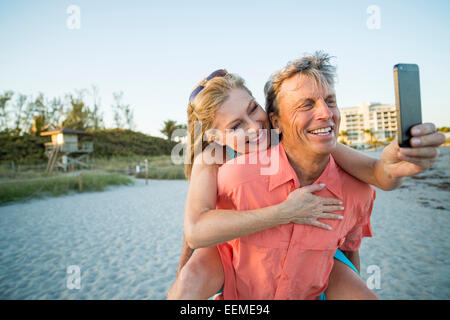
393, 63, 422, 147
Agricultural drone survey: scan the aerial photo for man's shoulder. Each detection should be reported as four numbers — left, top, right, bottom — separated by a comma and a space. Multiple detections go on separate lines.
335, 163, 376, 202
337, 165, 373, 188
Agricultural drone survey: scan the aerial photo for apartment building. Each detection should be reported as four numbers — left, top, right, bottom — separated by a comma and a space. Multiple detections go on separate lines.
339, 102, 397, 146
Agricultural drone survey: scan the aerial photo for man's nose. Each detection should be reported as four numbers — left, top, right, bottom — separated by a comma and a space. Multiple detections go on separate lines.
315, 99, 333, 120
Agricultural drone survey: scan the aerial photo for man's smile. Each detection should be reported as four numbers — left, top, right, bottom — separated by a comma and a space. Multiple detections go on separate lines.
307, 124, 336, 138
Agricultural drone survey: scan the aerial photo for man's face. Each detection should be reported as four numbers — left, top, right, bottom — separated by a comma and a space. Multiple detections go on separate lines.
271, 73, 340, 157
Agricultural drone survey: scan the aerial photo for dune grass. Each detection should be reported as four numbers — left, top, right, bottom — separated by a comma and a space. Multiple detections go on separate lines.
135, 165, 185, 180
0, 154, 184, 205
0, 172, 133, 205
93, 155, 185, 180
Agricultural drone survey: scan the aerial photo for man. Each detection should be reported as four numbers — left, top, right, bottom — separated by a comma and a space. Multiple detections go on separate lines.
215, 52, 444, 299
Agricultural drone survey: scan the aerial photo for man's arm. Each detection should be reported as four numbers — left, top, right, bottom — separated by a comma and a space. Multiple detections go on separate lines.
332, 123, 445, 191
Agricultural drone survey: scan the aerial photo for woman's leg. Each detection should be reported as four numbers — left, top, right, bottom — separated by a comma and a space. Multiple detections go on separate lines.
167, 246, 224, 300
325, 259, 379, 300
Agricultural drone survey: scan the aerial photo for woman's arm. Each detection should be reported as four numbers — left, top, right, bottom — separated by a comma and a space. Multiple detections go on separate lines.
331, 143, 402, 191
184, 157, 282, 249
184, 154, 344, 249
175, 235, 194, 277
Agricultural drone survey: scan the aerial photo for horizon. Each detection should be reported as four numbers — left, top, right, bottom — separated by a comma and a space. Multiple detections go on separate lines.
1, 0, 449, 138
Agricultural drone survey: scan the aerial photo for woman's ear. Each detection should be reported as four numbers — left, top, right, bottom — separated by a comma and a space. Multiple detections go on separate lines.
213, 134, 224, 145
205, 129, 224, 145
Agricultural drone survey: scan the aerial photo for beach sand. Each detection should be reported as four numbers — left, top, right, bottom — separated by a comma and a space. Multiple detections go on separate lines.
0, 147, 448, 299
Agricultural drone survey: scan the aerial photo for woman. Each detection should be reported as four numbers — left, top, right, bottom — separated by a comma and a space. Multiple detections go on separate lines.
167, 69, 435, 300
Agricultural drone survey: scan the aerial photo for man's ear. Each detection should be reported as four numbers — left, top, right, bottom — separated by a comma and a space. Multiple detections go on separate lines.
269, 112, 281, 134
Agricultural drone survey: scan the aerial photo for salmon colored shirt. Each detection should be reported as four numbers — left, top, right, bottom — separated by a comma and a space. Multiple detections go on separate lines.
216, 142, 375, 300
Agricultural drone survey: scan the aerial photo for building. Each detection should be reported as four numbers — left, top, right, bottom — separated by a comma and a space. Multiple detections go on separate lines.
339, 102, 397, 147
40, 127, 94, 172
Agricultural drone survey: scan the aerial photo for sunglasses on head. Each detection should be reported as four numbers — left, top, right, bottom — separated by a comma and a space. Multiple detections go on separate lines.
189, 69, 227, 103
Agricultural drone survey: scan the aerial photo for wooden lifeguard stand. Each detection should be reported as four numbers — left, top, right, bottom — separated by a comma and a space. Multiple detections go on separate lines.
41, 128, 94, 172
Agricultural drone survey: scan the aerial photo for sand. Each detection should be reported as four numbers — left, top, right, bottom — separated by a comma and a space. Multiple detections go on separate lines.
0, 148, 449, 300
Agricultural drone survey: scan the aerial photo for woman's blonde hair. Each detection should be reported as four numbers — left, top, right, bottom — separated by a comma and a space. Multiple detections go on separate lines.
185, 71, 252, 180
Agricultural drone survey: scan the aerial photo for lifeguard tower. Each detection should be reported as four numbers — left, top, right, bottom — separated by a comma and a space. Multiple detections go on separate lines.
41, 128, 94, 172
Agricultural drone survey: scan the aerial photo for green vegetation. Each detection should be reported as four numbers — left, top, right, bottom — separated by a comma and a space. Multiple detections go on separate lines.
91, 129, 177, 158
0, 88, 188, 205
0, 129, 178, 163
0, 87, 127, 136
0, 132, 48, 163
138, 156, 184, 180
141, 166, 185, 180
0, 88, 183, 163
92, 155, 185, 180
0, 172, 133, 205
160, 119, 187, 141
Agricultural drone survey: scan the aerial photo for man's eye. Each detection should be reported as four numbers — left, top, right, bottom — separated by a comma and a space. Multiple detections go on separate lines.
327, 99, 336, 106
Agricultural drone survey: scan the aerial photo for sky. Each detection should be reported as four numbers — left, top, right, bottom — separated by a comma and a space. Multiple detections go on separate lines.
1, 0, 449, 137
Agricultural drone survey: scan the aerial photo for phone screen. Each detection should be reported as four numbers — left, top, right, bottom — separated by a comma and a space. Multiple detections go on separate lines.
393, 63, 422, 147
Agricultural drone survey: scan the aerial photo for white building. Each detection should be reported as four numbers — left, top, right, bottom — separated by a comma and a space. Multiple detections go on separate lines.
339, 102, 397, 146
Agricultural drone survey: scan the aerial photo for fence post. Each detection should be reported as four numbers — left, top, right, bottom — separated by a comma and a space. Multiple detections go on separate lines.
144, 158, 148, 185
78, 173, 83, 193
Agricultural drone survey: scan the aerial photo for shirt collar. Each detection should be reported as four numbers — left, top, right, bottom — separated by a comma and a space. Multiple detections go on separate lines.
268, 142, 297, 192
268, 142, 343, 200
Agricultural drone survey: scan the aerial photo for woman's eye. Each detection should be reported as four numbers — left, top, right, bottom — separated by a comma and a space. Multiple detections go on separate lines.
231, 122, 241, 130
250, 105, 258, 113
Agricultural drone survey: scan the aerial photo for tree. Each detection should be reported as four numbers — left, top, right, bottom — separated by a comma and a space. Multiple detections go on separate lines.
89, 85, 103, 131
13, 94, 27, 134
386, 136, 395, 142
160, 119, 187, 141
47, 97, 65, 130
22, 97, 36, 134
62, 93, 91, 131
338, 130, 349, 144
0, 91, 14, 132
363, 129, 375, 144
31, 114, 47, 136
30, 93, 52, 135
112, 91, 134, 130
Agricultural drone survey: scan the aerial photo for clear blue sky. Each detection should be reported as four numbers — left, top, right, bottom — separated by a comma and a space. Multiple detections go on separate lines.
1, 0, 449, 137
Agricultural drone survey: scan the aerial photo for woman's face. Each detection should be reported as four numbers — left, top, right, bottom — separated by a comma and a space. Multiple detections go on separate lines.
212, 88, 271, 154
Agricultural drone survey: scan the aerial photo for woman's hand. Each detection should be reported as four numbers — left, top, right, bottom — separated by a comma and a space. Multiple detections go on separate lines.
277, 183, 344, 230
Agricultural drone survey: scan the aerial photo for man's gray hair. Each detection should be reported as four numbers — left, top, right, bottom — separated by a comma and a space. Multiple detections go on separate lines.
264, 51, 337, 118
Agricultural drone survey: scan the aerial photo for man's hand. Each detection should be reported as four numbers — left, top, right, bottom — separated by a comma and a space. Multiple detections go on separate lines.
381, 123, 445, 178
